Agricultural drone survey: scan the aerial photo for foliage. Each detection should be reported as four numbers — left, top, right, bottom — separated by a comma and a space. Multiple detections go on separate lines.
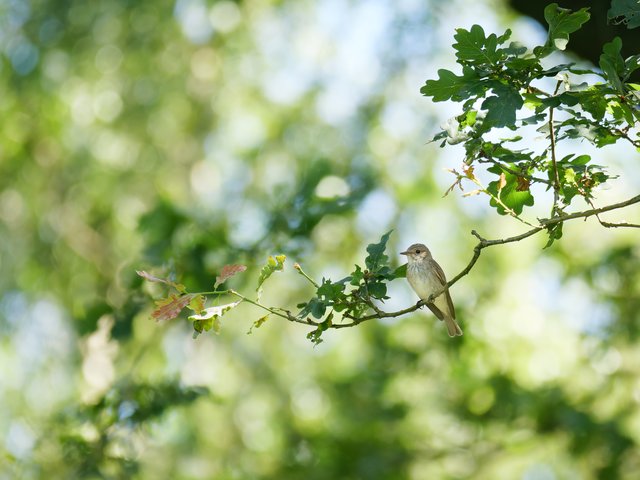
138, 231, 408, 345
138, 3, 640, 342
608, 0, 640, 28
2, 1, 640, 479
422, 3, 639, 246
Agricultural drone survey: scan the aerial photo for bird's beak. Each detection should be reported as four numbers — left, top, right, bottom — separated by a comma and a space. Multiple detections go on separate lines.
400, 250, 410, 256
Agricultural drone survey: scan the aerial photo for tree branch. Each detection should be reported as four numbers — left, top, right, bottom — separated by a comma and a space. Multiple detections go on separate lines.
201, 193, 640, 333
329, 192, 640, 327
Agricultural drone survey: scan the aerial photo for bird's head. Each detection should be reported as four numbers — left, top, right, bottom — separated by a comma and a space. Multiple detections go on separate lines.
400, 243, 432, 263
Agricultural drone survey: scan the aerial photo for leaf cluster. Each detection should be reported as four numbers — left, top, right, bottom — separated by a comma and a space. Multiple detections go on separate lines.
138, 232, 406, 346
421, 3, 640, 245
296, 231, 403, 345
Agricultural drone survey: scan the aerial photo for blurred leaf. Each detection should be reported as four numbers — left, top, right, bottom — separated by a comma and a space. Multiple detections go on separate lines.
608, 0, 640, 28
256, 254, 286, 299
214, 264, 247, 289
247, 314, 269, 334
152, 294, 195, 322
189, 301, 241, 336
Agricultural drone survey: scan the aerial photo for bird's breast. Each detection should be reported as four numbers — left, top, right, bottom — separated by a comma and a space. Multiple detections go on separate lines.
407, 263, 442, 300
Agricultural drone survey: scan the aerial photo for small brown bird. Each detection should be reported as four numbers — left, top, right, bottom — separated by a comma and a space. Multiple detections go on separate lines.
401, 243, 463, 337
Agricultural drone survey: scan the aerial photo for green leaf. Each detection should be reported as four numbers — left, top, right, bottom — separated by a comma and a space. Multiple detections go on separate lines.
420, 67, 485, 102
575, 88, 609, 121
247, 314, 269, 334
481, 84, 523, 128
452, 25, 506, 66
187, 294, 206, 315
317, 279, 345, 301
539, 92, 580, 111
309, 298, 327, 319
256, 254, 286, 299
189, 301, 241, 336
624, 54, 640, 80
608, 0, 640, 29
486, 169, 535, 215
306, 313, 333, 346
298, 297, 328, 319
367, 282, 388, 300
392, 263, 407, 279
571, 155, 591, 166
365, 230, 392, 272
544, 223, 563, 249
535, 3, 590, 58
349, 264, 365, 286
599, 37, 625, 92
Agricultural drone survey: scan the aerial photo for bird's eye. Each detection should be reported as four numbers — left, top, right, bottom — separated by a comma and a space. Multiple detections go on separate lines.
415, 249, 420, 254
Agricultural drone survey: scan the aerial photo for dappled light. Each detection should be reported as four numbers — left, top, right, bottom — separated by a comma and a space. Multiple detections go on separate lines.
1, 0, 640, 479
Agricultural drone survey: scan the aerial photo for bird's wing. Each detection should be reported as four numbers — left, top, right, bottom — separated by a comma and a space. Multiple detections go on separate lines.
429, 259, 456, 320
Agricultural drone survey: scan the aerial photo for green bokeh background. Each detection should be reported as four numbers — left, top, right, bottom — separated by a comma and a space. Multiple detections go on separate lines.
1, 0, 639, 479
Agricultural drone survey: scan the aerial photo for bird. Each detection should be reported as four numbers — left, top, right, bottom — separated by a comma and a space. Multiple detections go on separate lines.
401, 243, 463, 337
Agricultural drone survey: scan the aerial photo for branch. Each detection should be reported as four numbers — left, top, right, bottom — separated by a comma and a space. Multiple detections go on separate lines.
476, 157, 552, 186
193, 193, 640, 333
332, 192, 640, 327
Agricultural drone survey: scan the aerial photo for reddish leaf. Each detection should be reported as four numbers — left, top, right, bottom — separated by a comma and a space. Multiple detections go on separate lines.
215, 264, 247, 288
151, 294, 194, 322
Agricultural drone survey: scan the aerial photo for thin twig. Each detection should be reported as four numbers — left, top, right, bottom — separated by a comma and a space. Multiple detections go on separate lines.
476, 157, 552, 186
585, 197, 640, 229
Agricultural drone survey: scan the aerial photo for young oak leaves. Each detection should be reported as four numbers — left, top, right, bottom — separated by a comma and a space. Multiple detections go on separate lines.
139, 232, 406, 345
139, 5, 640, 344
421, 3, 639, 247
297, 231, 404, 345
137, 262, 248, 338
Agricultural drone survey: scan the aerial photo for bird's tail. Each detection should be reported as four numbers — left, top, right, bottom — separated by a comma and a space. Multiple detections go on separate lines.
445, 317, 463, 337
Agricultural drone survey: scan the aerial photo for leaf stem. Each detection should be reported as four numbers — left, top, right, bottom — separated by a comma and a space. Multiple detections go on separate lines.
293, 263, 320, 288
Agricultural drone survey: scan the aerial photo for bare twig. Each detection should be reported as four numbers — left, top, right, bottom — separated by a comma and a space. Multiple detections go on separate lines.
585, 197, 640, 229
